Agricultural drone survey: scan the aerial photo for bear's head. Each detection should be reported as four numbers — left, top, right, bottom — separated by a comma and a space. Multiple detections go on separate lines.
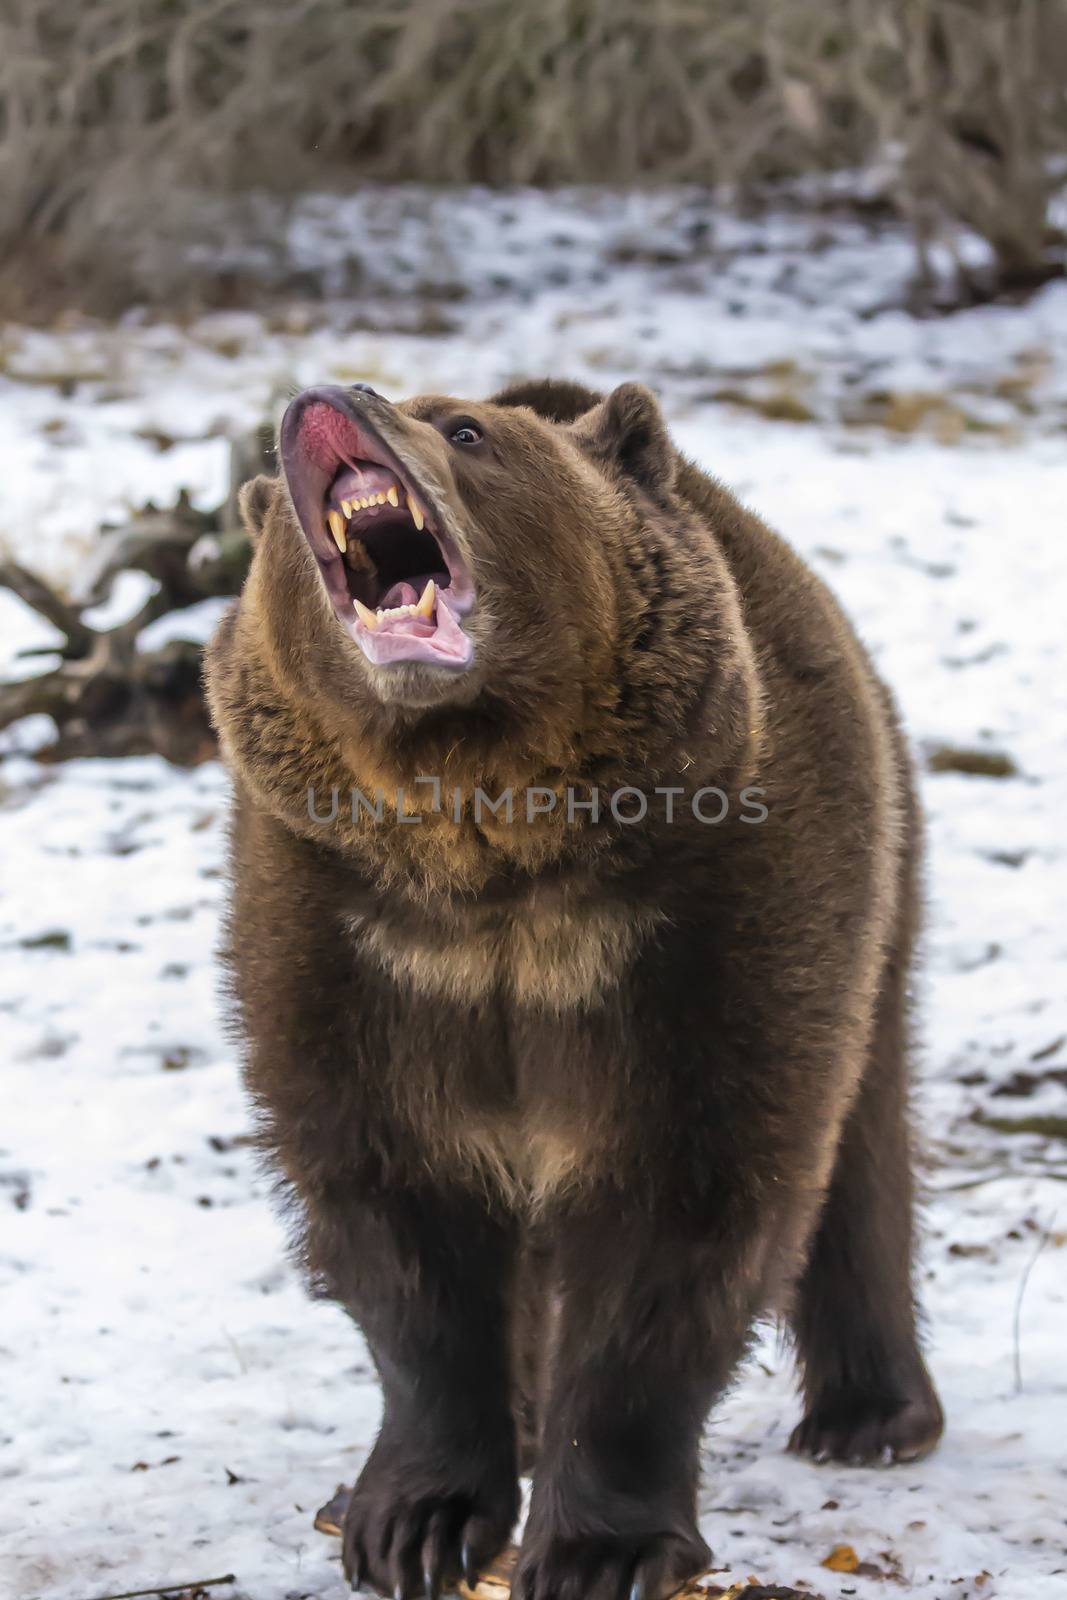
271, 380, 683, 706
210, 380, 760, 882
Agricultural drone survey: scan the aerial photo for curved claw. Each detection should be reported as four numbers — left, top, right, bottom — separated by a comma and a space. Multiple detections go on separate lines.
421, 1506, 450, 1600
461, 1535, 479, 1590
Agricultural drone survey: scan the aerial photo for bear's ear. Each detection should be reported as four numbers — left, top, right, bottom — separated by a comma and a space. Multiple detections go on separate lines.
237, 474, 276, 543
572, 383, 674, 497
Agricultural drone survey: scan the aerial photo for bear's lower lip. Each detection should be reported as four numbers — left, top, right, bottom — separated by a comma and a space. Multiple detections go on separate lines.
279, 385, 476, 672
352, 587, 473, 667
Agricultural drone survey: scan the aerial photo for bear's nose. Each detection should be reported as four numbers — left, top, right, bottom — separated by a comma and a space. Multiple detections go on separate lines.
348, 382, 379, 397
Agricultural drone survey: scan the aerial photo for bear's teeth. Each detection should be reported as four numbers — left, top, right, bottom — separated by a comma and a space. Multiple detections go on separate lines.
333, 484, 406, 523
328, 510, 347, 552
407, 493, 425, 530
354, 595, 435, 629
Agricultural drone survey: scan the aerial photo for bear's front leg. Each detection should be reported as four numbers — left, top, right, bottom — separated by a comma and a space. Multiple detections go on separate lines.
515, 1195, 772, 1600
311, 1180, 520, 1597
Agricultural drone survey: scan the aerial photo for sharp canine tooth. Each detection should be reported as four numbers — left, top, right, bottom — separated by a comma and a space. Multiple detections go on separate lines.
328, 510, 347, 552
407, 494, 425, 531
416, 578, 435, 618
387, 485, 399, 507
353, 597, 378, 629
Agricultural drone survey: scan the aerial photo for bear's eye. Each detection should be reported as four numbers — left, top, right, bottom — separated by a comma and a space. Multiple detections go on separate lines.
449, 422, 483, 447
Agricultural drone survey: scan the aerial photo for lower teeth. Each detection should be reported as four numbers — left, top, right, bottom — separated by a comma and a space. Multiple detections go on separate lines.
352, 578, 436, 632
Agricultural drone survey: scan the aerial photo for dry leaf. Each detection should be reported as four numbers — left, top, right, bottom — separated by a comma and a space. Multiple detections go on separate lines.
821, 1544, 860, 1573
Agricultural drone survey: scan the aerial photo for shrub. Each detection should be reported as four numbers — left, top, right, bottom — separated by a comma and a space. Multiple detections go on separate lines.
0, 0, 1063, 312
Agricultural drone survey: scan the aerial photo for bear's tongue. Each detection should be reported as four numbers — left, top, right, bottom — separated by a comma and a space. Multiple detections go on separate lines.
379, 580, 422, 610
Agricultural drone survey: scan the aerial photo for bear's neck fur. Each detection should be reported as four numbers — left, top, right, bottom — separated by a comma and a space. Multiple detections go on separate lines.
206, 381, 767, 902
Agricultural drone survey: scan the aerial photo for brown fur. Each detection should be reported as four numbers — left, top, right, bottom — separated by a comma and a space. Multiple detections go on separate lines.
206, 378, 942, 1600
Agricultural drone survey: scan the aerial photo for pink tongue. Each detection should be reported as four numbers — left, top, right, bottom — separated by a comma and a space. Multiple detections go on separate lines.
380, 581, 420, 609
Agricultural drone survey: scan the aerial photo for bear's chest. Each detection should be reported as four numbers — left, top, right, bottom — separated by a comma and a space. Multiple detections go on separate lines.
344, 891, 661, 1206
346, 893, 661, 1010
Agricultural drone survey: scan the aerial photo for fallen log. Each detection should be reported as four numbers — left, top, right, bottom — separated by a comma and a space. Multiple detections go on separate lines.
0, 425, 273, 765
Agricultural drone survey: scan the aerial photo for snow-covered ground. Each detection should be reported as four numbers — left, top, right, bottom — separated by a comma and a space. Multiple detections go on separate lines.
1, 192, 1064, 1600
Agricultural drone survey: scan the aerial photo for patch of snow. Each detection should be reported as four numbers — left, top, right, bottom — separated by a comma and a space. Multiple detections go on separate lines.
0, 589, 64, 681
138, 597, 233, 653
81, 568, 160, 631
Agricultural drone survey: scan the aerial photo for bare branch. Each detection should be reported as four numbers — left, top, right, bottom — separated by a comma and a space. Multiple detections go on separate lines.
0, 559, 94, 657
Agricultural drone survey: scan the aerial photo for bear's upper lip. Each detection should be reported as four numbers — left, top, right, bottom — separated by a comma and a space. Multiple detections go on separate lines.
279, 385, 475, 671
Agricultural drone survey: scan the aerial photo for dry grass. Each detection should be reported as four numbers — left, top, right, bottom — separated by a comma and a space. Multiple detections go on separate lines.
1, 0, 1065, 313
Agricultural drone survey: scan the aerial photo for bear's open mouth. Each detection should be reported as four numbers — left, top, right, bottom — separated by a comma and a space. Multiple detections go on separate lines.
280, 387, 475, 670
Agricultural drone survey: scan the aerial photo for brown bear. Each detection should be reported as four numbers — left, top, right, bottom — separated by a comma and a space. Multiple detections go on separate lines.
205, 378, 943, 1600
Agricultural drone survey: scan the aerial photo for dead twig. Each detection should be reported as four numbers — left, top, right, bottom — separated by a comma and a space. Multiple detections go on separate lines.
933, 1168, 1067, 1192
80, 1576, 236, 1600
1013, 1211, 1058, 1393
